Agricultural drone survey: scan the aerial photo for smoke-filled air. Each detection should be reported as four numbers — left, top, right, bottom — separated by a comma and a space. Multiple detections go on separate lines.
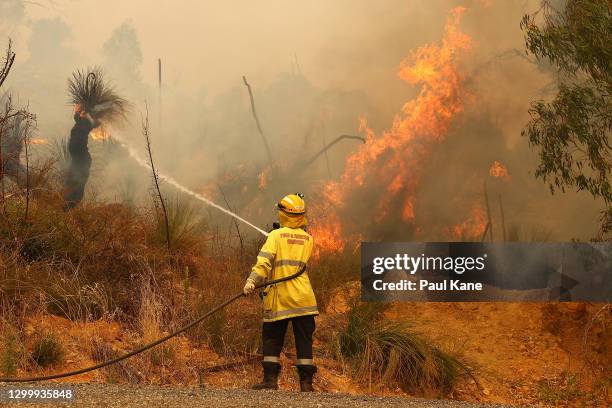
2, 0, 603, 249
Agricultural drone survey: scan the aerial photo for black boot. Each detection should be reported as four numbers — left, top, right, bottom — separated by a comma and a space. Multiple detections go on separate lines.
297, 365, 316, 392
252, 362, 280, 390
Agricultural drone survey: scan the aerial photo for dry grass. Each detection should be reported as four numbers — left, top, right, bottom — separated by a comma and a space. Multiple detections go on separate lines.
334, 302, 465, 396
1, 156, 466, 391
0, 324, 26, 376
88, 337, 140, 383
138, 281, 177, 367
309, 251, 359, 310
31, 331, 64, 368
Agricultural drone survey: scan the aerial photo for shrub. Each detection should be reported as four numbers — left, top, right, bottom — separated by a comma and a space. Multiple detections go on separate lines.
309, 251, 359, 310
31, 332, 64, 367
152, 194, 208, 251
138, 282, 176, 366
43, 274, 114, 321
335, 302, 464, 395
88, 337, 141, 383
188, 273, 261, 356
537, 371, 585, 405
0, 326, 25, 376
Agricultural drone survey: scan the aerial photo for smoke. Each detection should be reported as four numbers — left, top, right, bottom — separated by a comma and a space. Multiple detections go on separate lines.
102, 22, 143, 84
0, 0, 26, 35
0, 0, 603, 241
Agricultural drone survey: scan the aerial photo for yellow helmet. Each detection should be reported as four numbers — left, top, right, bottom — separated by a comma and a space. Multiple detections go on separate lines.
277, 193, 306, 215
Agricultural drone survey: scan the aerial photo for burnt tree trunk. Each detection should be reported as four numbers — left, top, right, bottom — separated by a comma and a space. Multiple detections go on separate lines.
64, 112, 97, 209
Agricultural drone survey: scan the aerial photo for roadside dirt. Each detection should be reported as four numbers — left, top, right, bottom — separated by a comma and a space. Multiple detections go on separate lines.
6, 299, 610, 407
389, 302, 610, 406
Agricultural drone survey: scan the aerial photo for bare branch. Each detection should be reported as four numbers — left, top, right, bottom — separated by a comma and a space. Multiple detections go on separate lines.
142, 104, 171, 251
302, 134, 366, 168
217, 183, 243, 257
0, 39, 16, 89
242, 75, 273, 163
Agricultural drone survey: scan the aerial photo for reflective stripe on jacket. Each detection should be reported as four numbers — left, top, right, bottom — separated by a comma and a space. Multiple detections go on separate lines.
249, 227, 318, 322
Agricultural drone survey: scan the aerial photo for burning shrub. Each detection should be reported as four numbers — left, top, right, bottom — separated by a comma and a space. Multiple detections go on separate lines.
334, 302, 465, 395
67, 67, 127, 122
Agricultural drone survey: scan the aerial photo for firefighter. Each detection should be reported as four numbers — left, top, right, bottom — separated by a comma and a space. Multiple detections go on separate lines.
243, 193, 318, 392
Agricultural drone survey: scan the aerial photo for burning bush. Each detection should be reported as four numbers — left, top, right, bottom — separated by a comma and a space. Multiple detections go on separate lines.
67, 67, 127, 122
313, 7, 472, 247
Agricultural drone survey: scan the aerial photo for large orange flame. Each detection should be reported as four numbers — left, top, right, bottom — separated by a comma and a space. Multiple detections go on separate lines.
258, 167, 269, 190
489, 160, 511, 181
446, 205, 487, 240
311, 7, 471, 253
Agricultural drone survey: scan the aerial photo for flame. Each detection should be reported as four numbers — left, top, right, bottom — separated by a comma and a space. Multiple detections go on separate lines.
310, 215, 346, 260
312, 7, 471, 253
446, 205, 487, 240
489, 160, 511, 181
29, 138, 48, 145
258, 168, 269, 190
90, 126, 110, 141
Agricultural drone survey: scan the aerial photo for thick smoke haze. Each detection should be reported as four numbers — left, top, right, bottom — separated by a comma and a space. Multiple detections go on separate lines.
0, 0, 602, 241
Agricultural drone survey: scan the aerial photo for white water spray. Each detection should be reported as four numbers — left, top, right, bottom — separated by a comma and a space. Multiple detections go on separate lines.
111, 131, 269, 237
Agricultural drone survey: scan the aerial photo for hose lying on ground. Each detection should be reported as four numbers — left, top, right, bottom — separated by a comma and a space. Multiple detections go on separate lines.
0, 267, 306, 383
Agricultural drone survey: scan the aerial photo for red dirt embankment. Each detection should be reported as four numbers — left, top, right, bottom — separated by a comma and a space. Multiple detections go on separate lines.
12, 300, 611, 406
389, 302, 610, 406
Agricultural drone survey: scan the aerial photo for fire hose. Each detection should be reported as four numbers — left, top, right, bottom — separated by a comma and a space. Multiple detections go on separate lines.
0, 267, 306, 383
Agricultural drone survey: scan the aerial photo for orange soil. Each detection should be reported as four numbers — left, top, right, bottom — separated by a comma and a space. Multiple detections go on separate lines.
7, 300, 610, 406
389, 302, 610, 406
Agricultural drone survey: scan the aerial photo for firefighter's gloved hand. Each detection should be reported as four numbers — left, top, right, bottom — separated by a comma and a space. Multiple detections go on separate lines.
243, 278, 256, 295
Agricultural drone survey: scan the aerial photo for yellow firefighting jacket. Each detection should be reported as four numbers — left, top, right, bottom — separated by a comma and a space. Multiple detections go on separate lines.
248, 227, 318, 322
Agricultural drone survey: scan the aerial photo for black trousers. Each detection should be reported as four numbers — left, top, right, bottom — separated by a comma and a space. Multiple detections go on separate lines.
262, 315, 315, 366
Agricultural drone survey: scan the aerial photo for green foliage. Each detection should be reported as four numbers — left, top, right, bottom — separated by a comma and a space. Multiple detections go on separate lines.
31, 332, 64, 367
335, 302, 464, 395
1, 327, 25, 376
537, 371, 585, 405
521, 1, 611, 237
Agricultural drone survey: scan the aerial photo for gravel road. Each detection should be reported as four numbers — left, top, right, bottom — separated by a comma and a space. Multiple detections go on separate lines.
0, 383, 514, 407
